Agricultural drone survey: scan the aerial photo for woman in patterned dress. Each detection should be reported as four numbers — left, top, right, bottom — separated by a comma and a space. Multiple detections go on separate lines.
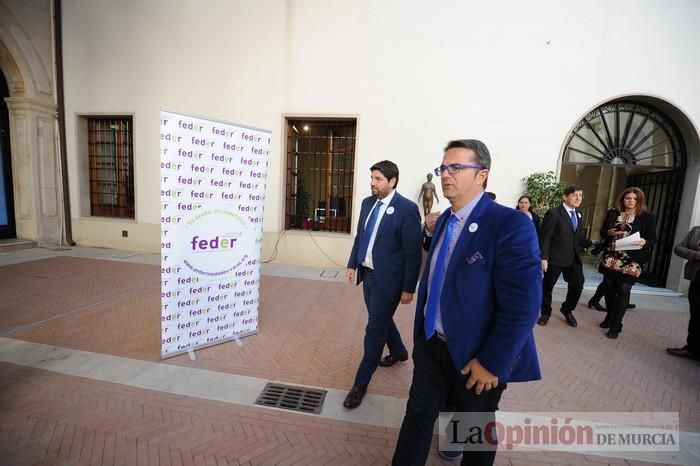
598, 187, 657, 339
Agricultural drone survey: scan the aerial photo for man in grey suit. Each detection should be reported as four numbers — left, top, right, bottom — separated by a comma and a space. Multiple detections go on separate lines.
667, 226, 700, 360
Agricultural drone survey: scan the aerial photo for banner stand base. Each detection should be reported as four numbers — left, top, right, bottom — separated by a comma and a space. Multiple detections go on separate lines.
188, 350, 197, 361
160, 330, 259, 360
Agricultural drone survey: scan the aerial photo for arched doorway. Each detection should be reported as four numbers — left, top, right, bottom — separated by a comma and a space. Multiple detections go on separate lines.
0, 2, 61, 244
561, 100, 686, 288
0, 69, 14, 239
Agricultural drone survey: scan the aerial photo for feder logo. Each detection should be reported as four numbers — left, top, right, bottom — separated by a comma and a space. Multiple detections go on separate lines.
190, 235, 238, 251
178, 202, 254, 277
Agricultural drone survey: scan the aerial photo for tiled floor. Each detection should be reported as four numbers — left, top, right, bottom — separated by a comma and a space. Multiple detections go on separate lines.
0, 251, 698, 465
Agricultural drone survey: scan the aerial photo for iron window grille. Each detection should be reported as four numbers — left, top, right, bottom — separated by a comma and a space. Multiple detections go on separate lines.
562, 101, 683, 169
285, 118, 356, 233
88, 117, 135, 218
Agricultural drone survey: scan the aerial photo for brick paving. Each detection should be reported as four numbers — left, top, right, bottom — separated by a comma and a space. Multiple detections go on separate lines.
0, 362, 406, 466
1, 256, 699, 465
0, 362, 673, 466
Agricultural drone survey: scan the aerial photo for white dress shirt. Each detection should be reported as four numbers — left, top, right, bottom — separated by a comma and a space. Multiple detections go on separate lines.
361, 189, 396, 270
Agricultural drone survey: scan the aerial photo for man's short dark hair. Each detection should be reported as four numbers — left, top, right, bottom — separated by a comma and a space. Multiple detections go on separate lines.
563, 185, 582, 196
443, 139, 491, 188
370, 160, 399, 189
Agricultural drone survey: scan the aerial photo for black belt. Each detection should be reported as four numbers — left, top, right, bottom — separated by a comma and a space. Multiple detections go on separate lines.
360, 265, 374, 274
435, 330, 447, 342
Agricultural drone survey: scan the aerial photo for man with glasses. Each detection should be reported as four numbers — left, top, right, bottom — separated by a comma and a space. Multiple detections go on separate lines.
393, 140, 542, 466
537, 186, 592, 327
344, 160, 422, 409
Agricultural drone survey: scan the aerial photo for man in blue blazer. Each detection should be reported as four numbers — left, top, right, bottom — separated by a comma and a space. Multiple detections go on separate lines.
392, 140, 542, 466
344, 160, 422, 409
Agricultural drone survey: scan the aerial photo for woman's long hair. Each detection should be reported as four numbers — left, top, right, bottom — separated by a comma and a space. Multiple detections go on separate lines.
614, 187, 648, 215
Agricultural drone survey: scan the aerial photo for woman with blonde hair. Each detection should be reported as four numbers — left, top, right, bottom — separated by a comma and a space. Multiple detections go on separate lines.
597, 187, 657, 338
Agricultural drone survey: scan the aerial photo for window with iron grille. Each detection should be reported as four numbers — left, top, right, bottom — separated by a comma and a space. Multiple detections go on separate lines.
285, 118, 356, 233
88, 117, 135, 218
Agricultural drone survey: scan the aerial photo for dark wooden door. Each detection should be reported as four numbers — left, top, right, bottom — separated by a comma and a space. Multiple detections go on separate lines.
0, 70, 16, 239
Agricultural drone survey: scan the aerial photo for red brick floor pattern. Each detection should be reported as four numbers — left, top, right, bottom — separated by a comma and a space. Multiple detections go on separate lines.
0, 257, 159, 335
0, 362, 670, 466
0, 362, 407, 466
2, 257, 700, 443
3, 257, 413, 399
6, 258, 700, 432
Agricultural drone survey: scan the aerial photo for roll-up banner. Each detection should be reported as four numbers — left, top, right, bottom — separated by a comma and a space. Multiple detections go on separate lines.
159, 110, 270, 358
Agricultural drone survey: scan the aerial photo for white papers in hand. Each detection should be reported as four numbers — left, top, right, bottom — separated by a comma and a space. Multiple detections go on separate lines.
614, 232, 642, 251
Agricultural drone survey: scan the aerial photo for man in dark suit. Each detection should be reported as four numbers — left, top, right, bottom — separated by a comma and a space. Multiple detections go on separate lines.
537, 185, 592, 327
392, 140, 542, 466
667, 226, 700, 360
344, 160, 422, 409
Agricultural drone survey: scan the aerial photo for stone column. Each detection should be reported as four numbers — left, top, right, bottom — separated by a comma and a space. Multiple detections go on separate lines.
5, 96, 60, 244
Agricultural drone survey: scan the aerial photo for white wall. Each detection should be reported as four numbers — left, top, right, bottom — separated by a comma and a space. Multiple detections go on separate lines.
62, 0, 286, 243
61, 0, 700, 277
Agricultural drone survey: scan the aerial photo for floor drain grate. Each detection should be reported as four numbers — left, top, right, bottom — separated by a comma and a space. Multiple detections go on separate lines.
255, 383, 326, 414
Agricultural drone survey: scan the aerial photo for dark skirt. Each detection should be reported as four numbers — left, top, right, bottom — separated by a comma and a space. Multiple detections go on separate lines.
598, 249, 642, 285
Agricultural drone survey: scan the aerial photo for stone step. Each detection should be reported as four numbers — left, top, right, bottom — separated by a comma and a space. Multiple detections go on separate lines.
0, 239, 39, 253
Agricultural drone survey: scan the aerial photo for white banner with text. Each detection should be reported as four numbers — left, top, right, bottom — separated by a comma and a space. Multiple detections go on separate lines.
160, 110, 270, 358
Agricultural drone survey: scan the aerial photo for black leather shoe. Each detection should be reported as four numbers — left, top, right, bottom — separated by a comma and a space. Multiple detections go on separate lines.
599, 320, 611, 329
627, 303, 636, 310
438, 449, 463, 461
378, 352, 409, 367
588, 299, 606, 312
536, 315, 550, 326
666, 346, 700, 360
343, 386, 367, 409
606, 329, 619, 339
561, 311, 578, 327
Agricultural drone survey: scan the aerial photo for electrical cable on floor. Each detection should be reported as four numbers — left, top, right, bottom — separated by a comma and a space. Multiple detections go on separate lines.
261, 230, 286, 263
307, 231, 346, 268
261, 228, 345, 269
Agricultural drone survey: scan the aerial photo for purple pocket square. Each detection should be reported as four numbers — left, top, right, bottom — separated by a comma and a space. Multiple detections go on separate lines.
466, 252, 483, 265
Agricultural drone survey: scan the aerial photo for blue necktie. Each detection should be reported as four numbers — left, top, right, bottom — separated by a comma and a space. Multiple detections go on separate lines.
570, 210, 578, 231
424, 214, 458, 339
357, 200, 382, 264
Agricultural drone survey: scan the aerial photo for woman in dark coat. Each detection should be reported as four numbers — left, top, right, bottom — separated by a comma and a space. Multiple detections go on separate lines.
516, 195, 541, 238
598, 187, 657, 339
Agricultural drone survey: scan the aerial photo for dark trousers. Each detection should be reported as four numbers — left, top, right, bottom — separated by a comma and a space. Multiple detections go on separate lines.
392, 334, 506, 466
352, 267, 405, 389
541, 261, 584, 316
602, 276, 633, 332
688, 275, 700, 354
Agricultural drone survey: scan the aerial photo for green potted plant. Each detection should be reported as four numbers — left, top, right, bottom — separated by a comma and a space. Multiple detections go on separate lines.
291, 171, 311, 228
522, 171, 566, 217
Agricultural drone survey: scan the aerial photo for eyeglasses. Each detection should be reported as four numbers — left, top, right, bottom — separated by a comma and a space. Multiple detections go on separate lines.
434, 163, 483, 176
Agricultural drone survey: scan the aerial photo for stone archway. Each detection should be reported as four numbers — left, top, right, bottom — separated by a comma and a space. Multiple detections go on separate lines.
0, 2, 61, 244
560, 97, 700, 290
